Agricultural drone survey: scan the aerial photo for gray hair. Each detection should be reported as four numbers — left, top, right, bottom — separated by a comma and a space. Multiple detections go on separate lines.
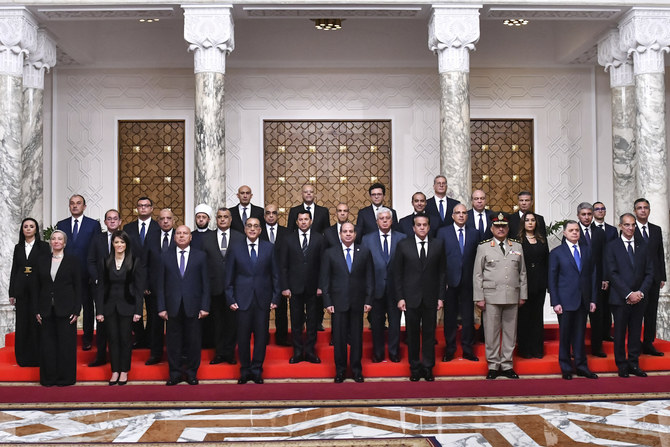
376, 206, 392, 219
577, 202, 593, 213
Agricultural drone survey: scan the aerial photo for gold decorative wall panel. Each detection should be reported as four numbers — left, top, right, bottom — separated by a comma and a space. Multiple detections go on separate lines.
118, 121, 185, 224
470, 120, 534, 213
264, 121, 392, 226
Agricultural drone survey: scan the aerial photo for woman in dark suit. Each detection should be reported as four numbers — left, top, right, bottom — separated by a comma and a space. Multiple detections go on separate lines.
95, 230, 144, 385
33, 230, 81, 386
9, 218, 50, 366
517, 212, 549, 358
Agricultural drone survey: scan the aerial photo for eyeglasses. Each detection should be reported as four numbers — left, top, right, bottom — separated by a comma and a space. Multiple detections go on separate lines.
593, 207, 606, 211
137, 204, 152, 208
265, 211, 278, 215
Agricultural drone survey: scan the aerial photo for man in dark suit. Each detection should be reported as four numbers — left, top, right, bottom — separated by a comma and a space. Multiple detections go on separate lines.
122, 196, 161, 350
549, 221, 598, 380
260, 203, 290, 345
191, 203, 213, 251
437, 204, 480, 362
425, 175, 460, 228
324, 202, 350, 249
201, 207, 245, 365
467, 189, 494, 240
56, 194, 102, 351
287, 183, 330, 234
157, 225, 210, 386
398, 192, 440, 238
394, 213, 446, 382
576, 202, 608, 358
356, 182, 399, 241
606, 213, 654, 378
593, 202, 619, 242
320, 222, 374, 383
226, 217, 280, 384
507, 191, 547, 239
229, 185, 264, 233
634, 198, 667, 357
280, 209, 325, 364
362, 207, 406, 363
86, 209, 124, 367
592, 201, 618, 343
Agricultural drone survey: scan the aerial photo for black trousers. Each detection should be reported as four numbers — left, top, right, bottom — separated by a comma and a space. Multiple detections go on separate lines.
405, 301, 437, 375
236, 301, 270, 378
443, 284, 475, 357
643, 282, 661, 346
275, 295, 289, 344
81, 281, 94, 345
14, 293, 40, 367
211, 293, 237, 359
166, 306, 202, 380
612, 300, 647, 371
106, 311, 133, 372
557, 305, 588, 373
289, 292, 318, 357
40, 314, 77, 386
598, 288, 613, 340
145, 293, 164, 358
517, 290, 545, 358
371, 291, 401, 359
332, 307, 364, 377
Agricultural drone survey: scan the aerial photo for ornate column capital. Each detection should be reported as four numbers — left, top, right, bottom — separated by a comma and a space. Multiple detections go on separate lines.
598, 29, 634, 88
0, 7, 38, 77
23, 29, 56, 90
619, 8, 670, 75
428, 5, 481, 73
182, 4, 234, 74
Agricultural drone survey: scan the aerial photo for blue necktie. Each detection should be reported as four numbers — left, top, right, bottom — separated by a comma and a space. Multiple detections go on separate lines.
179, 250, 186, 277
572, 244, 581, 272
345, 248, 352, 273
584, 228, 591, 245
162, 233, 169, 252
383, 234, 389, 263
302, 233, 308, 253
438, 200, 445, 221
458, 228, 464, 255
478, 213, 485, 238
642, 226, 649, 241
72, 219, 79, 242
140, 222, 146, 245
242, 207, 248, 225
250, 243, 257, 264
627, 241, 635, 266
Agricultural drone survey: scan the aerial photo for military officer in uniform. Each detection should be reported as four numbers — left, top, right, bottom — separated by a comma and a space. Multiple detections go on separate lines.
473, 213, 527, 380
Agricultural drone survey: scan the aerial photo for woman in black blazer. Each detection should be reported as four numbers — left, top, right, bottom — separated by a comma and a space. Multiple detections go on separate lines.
33, 230, 81, 386
9, 218, 50, 366
517, 212, 549, 358
95, 231, 144, 385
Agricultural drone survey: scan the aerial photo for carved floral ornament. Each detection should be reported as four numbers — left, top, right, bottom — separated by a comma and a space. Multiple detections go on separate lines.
0, 8, 38, 76
618, 8, 670, 75
183, 6, 235, 73
428, 6, 481, 73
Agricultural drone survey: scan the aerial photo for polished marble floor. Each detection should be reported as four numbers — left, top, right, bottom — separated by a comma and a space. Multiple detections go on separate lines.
0, 398, 669, 445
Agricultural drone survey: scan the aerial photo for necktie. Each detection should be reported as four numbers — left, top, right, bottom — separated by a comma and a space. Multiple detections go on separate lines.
162, 232, 169, 252
220, 232, 227, 256
242, 207, 248, 225
500, 241, 505, 255
439, 200, 445, 221
345, 248, 352, 272
250, 243, 257, 264
269, 226, 275, 244
382, 234, 389, 263
179, 250, 186, 277
573, 244, 581, 271
419, 241, 426, 262
107, 234, 112, 254
598, 224, 603, 230
72, 219, 79, 241
627, 241, 635, 265
478, 213, 485, 237
458, 228, 464, 255
140, 222, 146, 245
302, 233, 308, 253
306, 205, 311, 215
584, 228, 591, 245
642, 226, 649, 241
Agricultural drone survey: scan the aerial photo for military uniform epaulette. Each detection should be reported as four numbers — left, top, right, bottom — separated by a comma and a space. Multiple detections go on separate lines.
508, 238, 521, 243
479, 238, 493, 245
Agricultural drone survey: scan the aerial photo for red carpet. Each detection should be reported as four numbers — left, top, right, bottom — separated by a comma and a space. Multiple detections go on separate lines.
1, 325, 669, 383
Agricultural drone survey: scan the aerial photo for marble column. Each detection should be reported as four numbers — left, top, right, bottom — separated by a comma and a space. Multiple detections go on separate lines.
620, 8, 670, 340
428, 5, 480, 207
0, 7, 37, 346
183, 5, 234, 212
22, 29, 56, 226
597, 29, 637, 220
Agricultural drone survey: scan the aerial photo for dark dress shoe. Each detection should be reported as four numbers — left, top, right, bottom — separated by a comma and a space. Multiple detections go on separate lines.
276, 340, 292, 347
442, 352, 454, 362
353, 375, 364, 383
334, 374, 345, 383
591, 351, 607, 358
252, 375, 264, 384
145, 357, 161, 366
389, 355, 401, 363
618, 369, 629, 378
305, 354, 321, 364
109, 379, 118, 386
643, 346, 665, 356
372, 355, 383, 363
486, 369, 498, 380
118, 380, 127, 386
166, 377, 182, 386
424, 371, 435, 382
562, 372, 573, 380
409, 372, 421, 382
237, 375, 250, 384
82, 343, 92, 351
89, 359, 107, 367
629, 367, 647, 377
463, 352, 479, 362
187, 377, 199, 385
576, 369, 598, 379
224, 356, 237, 365
501, 368, 519, 379
603, 335, 614, 342
210, 355, 225, 365
289, 355, 303, 364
